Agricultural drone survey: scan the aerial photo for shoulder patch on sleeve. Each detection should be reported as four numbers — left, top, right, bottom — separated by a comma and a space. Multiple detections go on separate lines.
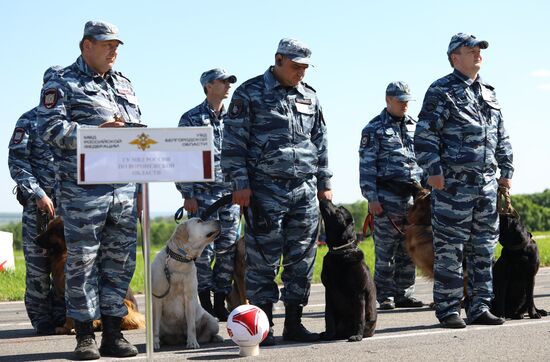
360, 134, 369, 147
11, 127, 26, 144
228, 99, 244, 119
43, 88, 59, 109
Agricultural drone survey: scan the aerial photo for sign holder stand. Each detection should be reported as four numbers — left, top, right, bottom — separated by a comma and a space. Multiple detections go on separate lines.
141, 183, 154, 361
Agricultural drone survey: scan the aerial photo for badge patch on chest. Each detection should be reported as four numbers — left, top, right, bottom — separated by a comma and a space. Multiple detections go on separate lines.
43, 89, 59, 109
229, 99, 244, 119
11, 127, 26, 144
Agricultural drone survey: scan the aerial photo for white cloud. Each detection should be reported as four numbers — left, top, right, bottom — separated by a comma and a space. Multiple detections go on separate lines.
531, 69, 550, 78
537, 83, 550, 91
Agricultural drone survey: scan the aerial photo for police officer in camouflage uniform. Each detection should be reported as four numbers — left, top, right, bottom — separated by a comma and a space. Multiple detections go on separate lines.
415, 33, 513, 328
175, 68, 241, 321
8, 66, 65, 335
36, 21, 141, 359
359, 81, 424, 310
221, 38, 332, 345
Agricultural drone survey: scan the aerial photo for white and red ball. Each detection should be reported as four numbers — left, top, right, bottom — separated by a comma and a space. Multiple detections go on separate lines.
226, 305, 270, 347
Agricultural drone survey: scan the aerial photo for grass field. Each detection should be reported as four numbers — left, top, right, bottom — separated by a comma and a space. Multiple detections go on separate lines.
1, 232, 549, 301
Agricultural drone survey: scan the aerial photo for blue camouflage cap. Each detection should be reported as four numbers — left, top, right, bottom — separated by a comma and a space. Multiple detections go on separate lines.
200, 68, 237, 87
276, 38, 312, 65
447, 33, 488, 55
83, 20, 123, 44
386, 81, 414, 101
43, 65, 63, 84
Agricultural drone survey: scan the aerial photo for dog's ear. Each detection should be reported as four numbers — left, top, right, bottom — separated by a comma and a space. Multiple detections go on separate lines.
174, 222, 189, 244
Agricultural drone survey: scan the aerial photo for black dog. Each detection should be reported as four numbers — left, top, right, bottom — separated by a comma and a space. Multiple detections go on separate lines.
319, 199, 377, 342
491, 214, 548, 319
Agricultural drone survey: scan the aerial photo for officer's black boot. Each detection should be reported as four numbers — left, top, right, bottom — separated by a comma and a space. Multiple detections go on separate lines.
257, 303, 276, 346
199, 290, 214, 315
74, 320, 100, 360
282, 303, 320, 342
213, 292, 229, 322
99, 315, 138, 357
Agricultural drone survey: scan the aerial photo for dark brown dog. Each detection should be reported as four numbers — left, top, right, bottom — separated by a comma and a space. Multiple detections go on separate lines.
226, 236, 247, 312
34, 216, 145, 334
319, 199, 377, 342
491, 214, 548, 319
405, 188, 434, 279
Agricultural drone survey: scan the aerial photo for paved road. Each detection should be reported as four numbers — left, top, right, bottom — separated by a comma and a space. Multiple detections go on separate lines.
2, 269, 550, 361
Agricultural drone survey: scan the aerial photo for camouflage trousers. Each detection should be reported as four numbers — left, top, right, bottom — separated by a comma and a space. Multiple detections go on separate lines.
432, 177, 498, 322
58, 181, 137, 322
372, 190, 416, 303
22, 200, 65, 329
246, 177, 318, 306
188, 186, 240, 294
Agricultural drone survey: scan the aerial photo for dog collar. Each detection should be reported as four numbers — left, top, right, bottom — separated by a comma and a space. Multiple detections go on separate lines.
166, 246, 195, 263
329, 240, 357, 253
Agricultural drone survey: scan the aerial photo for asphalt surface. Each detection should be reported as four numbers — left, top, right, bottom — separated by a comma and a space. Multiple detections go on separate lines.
2, 269, 550, 361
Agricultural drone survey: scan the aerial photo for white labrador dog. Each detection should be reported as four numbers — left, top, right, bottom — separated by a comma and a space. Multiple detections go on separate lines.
152, 218, 223, 349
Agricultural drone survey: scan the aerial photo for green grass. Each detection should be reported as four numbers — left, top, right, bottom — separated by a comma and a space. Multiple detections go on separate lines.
2, 234, 549, 300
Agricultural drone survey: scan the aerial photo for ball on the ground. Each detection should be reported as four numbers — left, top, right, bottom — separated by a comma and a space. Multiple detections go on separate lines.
226, 304, 270, 347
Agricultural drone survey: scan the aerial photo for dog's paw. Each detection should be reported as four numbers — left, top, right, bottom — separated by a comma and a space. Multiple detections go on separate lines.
186, 339, 200, 349
348, 334, 363, 342
528, 311, 542, 319
55, 326, 71, 335
536, 308, 548, 317
211, 334, 224, 343
319, 331, 335, 341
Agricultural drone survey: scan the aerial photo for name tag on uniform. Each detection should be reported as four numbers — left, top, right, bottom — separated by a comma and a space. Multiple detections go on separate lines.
296, 102, 311, 114
406, 124, 415, 132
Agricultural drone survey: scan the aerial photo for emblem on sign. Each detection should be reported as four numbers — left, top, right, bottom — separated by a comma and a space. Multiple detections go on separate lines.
130, 133, 158, 151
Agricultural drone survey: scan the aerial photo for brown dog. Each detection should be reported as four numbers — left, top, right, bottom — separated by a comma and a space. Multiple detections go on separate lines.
34, 216, 145, 334
405, 188, 469, 306
226, 236, 247, 312
405, 188, 434, 279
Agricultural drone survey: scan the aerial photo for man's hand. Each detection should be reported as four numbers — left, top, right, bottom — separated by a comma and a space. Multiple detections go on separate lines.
37, 195, 55, 218
233, 189, 252, 207
369, 201, 383, 216
99, 117, 125, 128
427, 174, 445, 190
317, 189, 333, 201
498, 177, 512, 189
184, 198, 199, 214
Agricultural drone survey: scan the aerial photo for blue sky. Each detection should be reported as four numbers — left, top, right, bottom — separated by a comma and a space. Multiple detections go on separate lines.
2, 0, 549, 215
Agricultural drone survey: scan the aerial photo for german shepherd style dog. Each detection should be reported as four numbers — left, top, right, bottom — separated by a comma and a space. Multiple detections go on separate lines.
34, 216, 145, 334
319, 199, 377, 342
404, 188, 434, 279
225, 236, 247, 312
491, 214, 548, 319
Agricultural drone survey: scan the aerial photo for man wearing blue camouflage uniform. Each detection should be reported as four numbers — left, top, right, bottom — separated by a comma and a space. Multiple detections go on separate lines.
359, 81, 424, 310
36, 21, 141, 359
8, 66, 65, 335
415, 33, 513, 328
175, 68, 241, 321
222, 38, 333, 345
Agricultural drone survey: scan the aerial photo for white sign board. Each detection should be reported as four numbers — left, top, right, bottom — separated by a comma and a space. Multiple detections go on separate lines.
76, 127, 214, 184
0, 231, 15, 272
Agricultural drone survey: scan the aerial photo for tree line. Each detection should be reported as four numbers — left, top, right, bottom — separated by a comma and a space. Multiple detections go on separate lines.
2, 189, 549, 250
